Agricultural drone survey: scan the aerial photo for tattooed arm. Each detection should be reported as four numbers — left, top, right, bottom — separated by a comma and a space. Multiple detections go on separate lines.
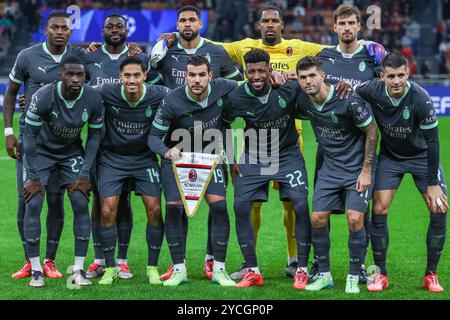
357, 121, 378, 192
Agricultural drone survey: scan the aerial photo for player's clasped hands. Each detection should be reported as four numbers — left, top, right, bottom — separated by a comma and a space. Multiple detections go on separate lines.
164, 147, 182, 161
426, 185, 449, 214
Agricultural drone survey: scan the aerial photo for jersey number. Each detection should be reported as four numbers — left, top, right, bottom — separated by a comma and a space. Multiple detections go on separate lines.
213, 168, 224, 184
286, 170, 305, 188
69, 156, 84, 173
147, 168, 160, 183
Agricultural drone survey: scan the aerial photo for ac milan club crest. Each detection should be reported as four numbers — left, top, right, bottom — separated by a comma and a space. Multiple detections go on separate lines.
188, 169, 198, 182
286, 47, 293, 56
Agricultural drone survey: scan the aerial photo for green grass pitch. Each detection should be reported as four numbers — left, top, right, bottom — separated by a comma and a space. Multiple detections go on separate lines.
0, 114, 449, 300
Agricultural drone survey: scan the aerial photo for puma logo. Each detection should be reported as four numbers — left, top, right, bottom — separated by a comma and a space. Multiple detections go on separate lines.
171, 55, 180, 63
112, 106, 120, 114
246, 111, 255, 117
328, 58, 335, 64
51, 111, 59, 118
94, 63, 102, 69
38, 66, 49, 73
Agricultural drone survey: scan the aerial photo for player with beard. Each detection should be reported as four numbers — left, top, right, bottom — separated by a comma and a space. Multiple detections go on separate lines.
83, 14, 150, 281
157, 5, 386, 279
148, 55, 238, 287
148, 5, 243, 282
355, 54, 448, 293
310, 4, 383, 284
22, 56, 103, 287
4, 11, 85, 280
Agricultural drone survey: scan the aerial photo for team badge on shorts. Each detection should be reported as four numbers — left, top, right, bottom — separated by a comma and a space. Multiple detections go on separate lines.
286, 47, 293, 56
403, 106, 410, 120
82, 109, 88, 122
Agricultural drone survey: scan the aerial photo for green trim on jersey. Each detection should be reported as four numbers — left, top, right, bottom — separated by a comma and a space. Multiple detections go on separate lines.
336, 44, 364, 59
244, 82, 272, 104
121, 84, 147, 108
9, 73, 23, 84
43, 42, 68, 62
149, 73, 163, 85
101, 44, 129, 60
152, 121, 170, 131
57, 81, 85, 109
185, 84, 212, 108
88, 123, 104, 129
25, 118, 43, 126
385, 81, 411, 107
356, 115, 373, 128
313, 84, 335, 111
177, 37, 205, 54
420, 121, 439, 130
224, 69, 240, 79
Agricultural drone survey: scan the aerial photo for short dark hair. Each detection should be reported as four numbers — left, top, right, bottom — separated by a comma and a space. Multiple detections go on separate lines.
46, 11, 71, 26
103, 13, 127, 27
59, 56, 84, 71
244, 48, 270, 66
119, 56, 146, 72
381, 53, 408, 70
186, 55, 210, 72
258, 6, 283, 21
177, 5, 201, 19
333, 4, 361, 23
296, 56, 323, 72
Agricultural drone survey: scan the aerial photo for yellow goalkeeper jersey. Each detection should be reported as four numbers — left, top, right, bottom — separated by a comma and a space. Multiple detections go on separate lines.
211, 38, 329, 153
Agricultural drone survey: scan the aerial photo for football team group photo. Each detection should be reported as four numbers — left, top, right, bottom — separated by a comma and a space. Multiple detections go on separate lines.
1, 0, 449, 300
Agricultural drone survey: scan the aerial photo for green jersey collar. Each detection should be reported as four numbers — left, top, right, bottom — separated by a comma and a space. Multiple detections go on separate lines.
177, 37, 205, 54
57, 81, 84, 109
101, 44, 129, 60
185, 83, 211, 108
244, 82, 272, 104
121, 84, 147, 108
43, 42, 68, 62
313, 84, 334, 111
385, 81, 411, 107
336, 43, 364, 59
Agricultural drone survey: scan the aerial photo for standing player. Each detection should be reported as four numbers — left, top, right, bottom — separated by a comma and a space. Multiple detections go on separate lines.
148, 55, 237, 287
312, 4, 383, 283
22, 56, 104, 287
295, 56, 378, 293
83, 14, 150, 280
157, 5, 386, 278
3, 11, 84, 279
222, 49, 311, 289
95, 57, 169, 285
355, 54, 448, 293
149, 5, 243, 281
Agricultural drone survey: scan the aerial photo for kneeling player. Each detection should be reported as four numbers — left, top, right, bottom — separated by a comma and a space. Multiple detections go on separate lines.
149, 55, 237, 287
23, 56, 103, 287
296, 57, 378, 293
223, 49, 311, 289
355, 54, 448, 293
96, 57, 169, 285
